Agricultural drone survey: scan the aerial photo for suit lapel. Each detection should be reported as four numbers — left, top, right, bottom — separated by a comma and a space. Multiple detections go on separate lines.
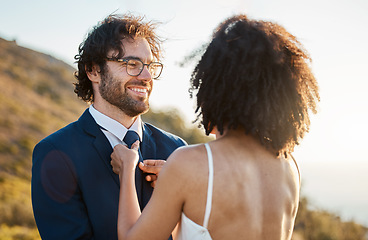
139, 123, 155, 208
78, 109, 120, 186
93, 135, 120, 185
140, 123, 155, 159
78, 111, 155, 209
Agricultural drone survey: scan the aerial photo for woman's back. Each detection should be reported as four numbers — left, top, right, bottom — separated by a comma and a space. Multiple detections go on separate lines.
176, 131, 300, 240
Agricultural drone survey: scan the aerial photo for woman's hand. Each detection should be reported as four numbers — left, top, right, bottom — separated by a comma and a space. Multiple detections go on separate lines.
111, 140, 140, 175
139, 160, 166, 188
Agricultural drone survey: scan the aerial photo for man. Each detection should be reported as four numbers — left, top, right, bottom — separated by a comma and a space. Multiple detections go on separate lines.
31, 14, 186, 240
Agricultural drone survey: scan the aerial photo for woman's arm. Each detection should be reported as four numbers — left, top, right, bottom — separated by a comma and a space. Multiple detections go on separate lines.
111, 142, 141, 239
111, 144, 189, 240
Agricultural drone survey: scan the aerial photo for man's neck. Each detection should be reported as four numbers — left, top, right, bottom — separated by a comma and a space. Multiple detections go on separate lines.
92, 102, 138, 129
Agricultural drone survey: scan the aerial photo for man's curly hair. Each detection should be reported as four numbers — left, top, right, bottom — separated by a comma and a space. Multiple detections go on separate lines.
189, 15, 320, 156
74, 14, 162, 103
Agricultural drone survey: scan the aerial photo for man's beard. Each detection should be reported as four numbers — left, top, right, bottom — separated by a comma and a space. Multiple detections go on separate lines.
99, 70, 150, 117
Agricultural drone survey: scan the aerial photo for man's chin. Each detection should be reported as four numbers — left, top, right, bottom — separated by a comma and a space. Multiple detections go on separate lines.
131, 94, 149, 103
123, 103, 149, 117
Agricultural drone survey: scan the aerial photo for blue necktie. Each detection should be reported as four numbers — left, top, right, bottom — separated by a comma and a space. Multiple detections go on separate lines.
123, 130, 145, 208
123, 130, 140, 148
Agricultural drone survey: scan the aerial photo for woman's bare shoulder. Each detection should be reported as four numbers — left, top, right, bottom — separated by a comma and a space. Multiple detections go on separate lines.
153, 144, 208, 202
162, 144, 208, 177
167, 144, 208, 164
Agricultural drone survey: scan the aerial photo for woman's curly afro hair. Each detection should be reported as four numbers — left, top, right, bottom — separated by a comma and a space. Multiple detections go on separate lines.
190, 15, 320, 156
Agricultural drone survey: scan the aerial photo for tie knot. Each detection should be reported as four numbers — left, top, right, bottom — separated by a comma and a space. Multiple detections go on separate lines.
123, 130, 140, 148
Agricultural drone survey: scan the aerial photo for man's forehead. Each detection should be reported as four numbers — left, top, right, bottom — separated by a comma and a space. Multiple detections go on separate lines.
122, 37, 150, 50
109, 37, 153, 61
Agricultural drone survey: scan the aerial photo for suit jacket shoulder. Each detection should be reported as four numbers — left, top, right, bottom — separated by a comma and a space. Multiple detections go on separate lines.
34, 109, 102, 150
143, 122, 187, 148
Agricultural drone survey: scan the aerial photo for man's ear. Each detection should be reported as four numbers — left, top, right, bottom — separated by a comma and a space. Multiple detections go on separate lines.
86, 64, 101, 83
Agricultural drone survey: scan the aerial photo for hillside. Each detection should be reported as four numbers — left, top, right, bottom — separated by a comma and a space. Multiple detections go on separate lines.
0, 37, 90, 176
0, 37, 88, 238
0, 37, 367, 239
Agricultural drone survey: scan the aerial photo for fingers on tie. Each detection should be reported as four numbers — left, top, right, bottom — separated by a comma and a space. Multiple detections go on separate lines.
146, 174, 157, 182
131, 140, 140, 150
140, 165, 156, 174
143, 159, 165, 166
110, 161, 119, 174
142, 160, 155, 166
139, 162, 152, 173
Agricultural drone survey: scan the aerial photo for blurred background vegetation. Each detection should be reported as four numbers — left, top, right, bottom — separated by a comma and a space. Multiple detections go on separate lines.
0, 37, 366, 239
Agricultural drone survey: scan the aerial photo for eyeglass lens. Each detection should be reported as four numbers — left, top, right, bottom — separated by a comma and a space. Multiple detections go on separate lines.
126, 59, 162, 78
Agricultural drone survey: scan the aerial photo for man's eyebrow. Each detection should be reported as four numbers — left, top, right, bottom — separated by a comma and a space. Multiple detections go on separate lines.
122, 56, 153, 63
122, 56, 141, 60
123, 56, 141, 60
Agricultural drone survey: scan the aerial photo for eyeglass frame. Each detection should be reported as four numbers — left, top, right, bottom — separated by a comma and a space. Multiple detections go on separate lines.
106, 57, 163, 79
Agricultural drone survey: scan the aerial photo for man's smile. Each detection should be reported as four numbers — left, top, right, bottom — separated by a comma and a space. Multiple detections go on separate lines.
127, 86, 150, 98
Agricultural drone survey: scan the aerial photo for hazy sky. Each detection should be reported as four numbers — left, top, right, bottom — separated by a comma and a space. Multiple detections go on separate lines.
1, 0, 368, 226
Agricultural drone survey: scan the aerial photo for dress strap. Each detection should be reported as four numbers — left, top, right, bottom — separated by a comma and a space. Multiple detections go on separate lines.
203, 143, 214, 228
290, 153, 301, 188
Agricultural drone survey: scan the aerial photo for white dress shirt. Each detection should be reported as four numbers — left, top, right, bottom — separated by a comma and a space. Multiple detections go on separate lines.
89, 105, 143, 148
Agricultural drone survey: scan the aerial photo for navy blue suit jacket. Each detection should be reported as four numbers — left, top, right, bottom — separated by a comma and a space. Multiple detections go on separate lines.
31, 109, 186, 240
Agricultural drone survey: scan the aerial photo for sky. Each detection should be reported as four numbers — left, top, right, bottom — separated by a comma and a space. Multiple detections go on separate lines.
1, 0, 368, 226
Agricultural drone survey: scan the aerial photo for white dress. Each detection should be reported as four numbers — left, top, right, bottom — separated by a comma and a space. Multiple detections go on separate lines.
175, 143, 214, 240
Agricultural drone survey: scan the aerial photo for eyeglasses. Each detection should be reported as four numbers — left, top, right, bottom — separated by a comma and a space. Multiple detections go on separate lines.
106, 57, 163, 79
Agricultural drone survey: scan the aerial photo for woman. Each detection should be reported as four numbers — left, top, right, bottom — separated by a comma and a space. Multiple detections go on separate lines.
111, 14, 319, 240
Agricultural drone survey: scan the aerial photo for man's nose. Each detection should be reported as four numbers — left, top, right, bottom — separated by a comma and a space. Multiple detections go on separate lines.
137, 66, 152, 81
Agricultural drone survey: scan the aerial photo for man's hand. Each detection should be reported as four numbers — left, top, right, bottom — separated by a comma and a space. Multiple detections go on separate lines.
139, 160, 166, 188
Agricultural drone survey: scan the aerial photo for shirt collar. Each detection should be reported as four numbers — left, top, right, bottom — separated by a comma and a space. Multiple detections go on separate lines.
89, 105, 143, 142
